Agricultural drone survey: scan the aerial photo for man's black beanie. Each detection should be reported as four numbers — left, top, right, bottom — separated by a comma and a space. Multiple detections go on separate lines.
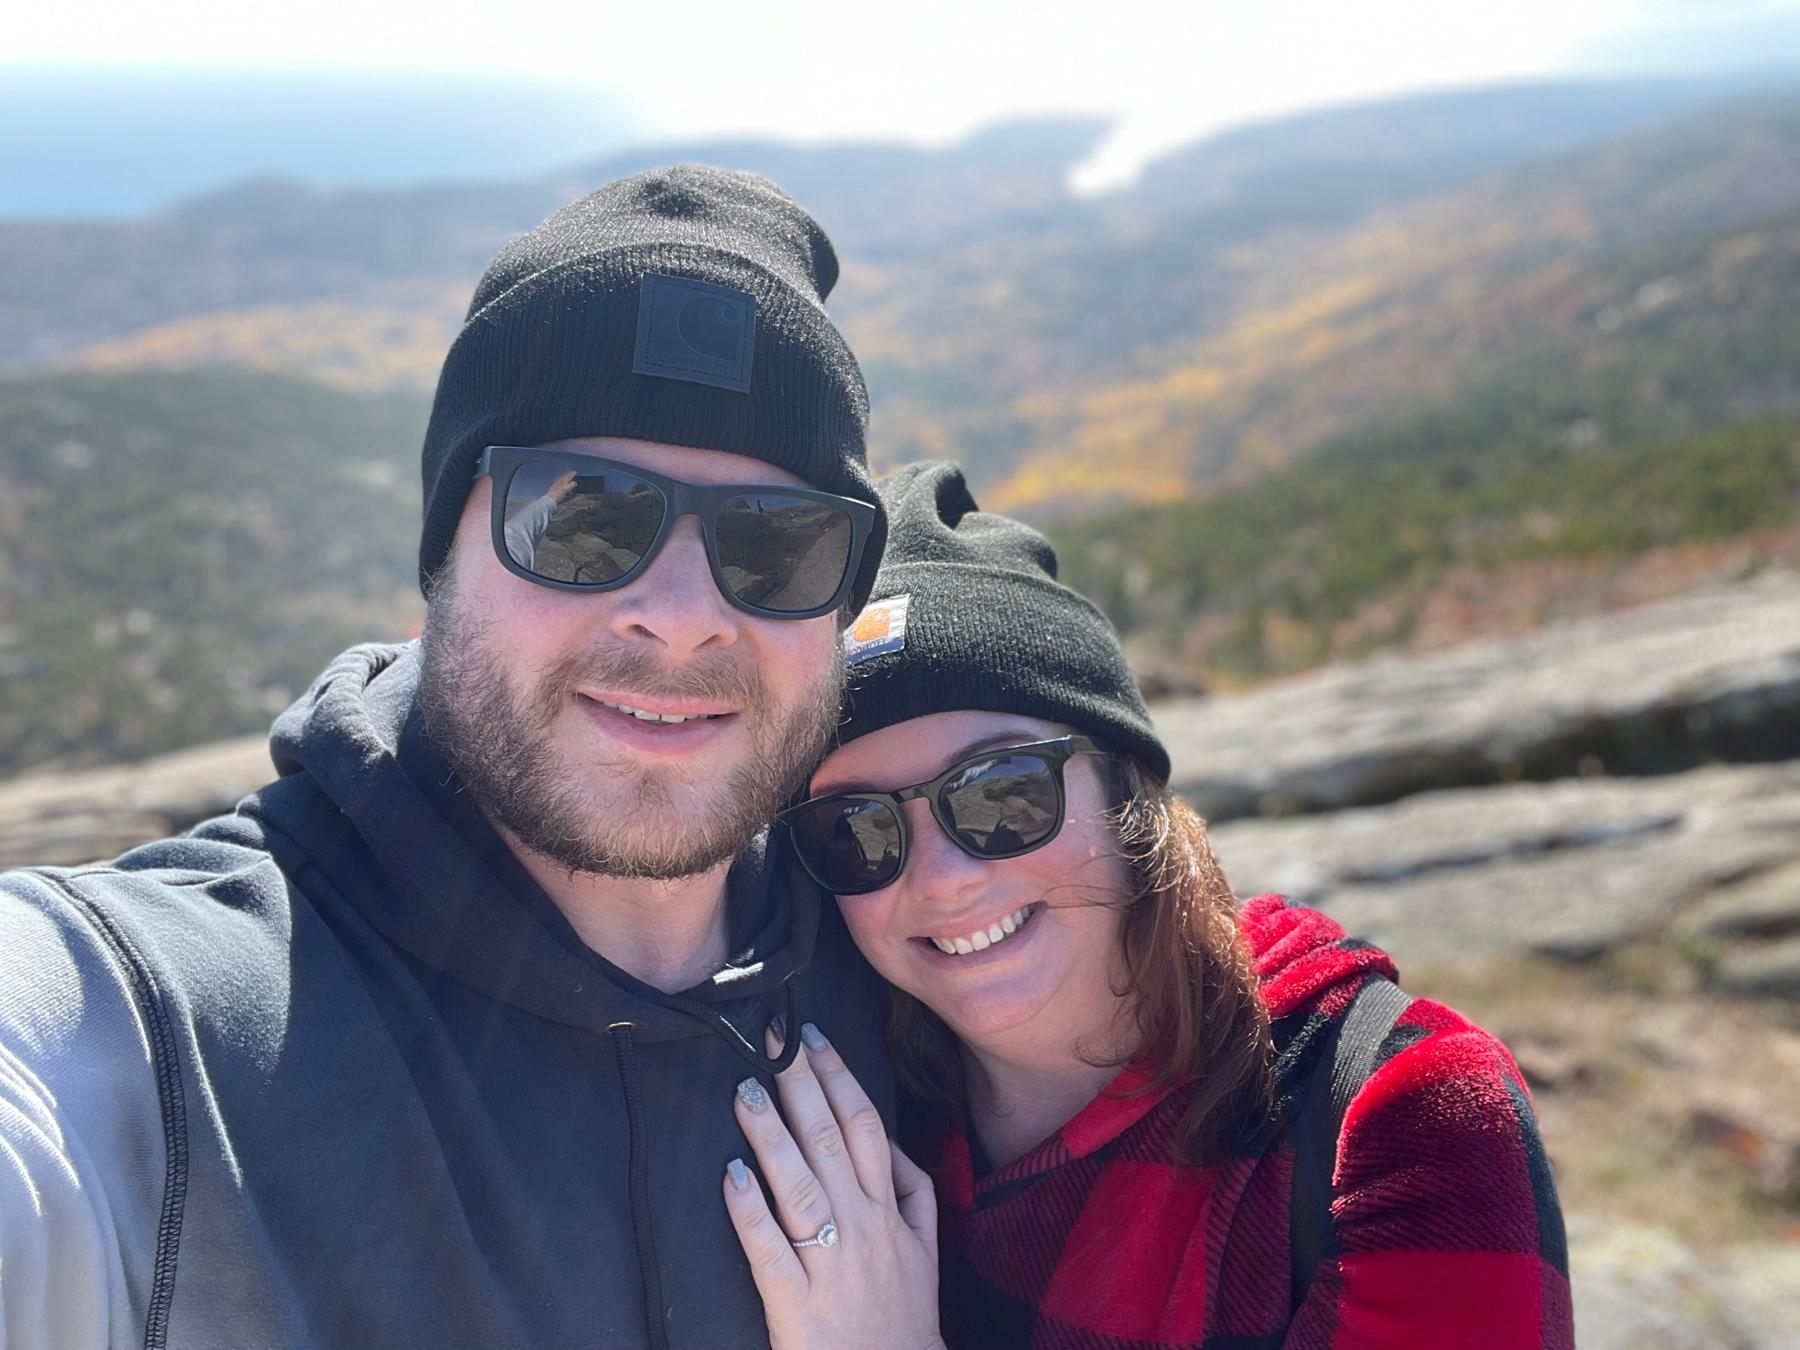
417, 164, 884, 606
838, 461, 1171, 782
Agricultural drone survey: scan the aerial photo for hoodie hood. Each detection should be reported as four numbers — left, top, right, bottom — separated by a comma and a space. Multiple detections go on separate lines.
248, 641, 818, 1045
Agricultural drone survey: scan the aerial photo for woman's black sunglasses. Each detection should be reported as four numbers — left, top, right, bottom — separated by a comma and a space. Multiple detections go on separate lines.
476, 446, 877, 620
778, 736, 1110, 896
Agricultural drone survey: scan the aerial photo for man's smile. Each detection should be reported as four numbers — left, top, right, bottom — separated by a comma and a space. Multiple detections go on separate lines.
576, 689, 740, 724
572, 691, 741, 752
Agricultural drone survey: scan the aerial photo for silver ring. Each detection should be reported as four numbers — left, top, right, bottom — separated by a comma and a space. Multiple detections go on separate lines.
790, 1219, 838, 1250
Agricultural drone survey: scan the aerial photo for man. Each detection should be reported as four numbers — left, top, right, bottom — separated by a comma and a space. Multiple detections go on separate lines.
0, 166, 893, 1349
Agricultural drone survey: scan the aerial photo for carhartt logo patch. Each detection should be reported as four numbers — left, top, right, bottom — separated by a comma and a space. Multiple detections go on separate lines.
632, 273, 756, 393
845, 594, 909, 666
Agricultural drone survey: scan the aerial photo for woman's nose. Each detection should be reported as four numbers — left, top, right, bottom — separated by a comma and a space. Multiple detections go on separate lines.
901, 800, 991, 908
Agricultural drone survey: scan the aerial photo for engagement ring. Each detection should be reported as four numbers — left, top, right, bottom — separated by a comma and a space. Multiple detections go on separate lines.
791, 1220, 838, 1250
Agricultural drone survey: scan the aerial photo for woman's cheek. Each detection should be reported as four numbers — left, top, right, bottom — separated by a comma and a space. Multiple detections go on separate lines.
837, 897, 908, 978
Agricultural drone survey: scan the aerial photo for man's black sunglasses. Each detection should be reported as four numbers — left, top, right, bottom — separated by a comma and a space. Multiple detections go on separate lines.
778, 736, 1110, 896
476, 446, 877, 620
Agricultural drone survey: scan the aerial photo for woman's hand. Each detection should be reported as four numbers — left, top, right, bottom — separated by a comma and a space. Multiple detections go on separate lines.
724, 1022, 945, 1350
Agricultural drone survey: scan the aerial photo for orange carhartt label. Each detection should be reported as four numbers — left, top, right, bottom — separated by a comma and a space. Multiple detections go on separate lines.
845, 594, 910, 666
851, 608, 892, 643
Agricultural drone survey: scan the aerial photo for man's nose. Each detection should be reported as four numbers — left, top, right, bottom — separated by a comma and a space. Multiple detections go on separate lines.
608, 516, 740, 656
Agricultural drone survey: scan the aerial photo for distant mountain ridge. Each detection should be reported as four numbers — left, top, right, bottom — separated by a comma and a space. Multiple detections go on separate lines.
2, 73, 1789, 374
5, 74, 1800, 775
962, 89, 1800, 510
10, 78, 1800, 507
1129, 75, 1778, 217
0, 114, 1111, 370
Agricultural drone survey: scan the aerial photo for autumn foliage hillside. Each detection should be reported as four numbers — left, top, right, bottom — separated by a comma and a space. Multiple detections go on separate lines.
3, 79, 1799, 770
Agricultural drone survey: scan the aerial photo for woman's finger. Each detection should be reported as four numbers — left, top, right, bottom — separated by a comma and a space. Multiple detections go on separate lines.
796, 1023, 896, 1207
721, 1157, 809, 1303
765, 1024, 866, 1212
890, 1143, 939, 1262
733, 1075, 839, 1247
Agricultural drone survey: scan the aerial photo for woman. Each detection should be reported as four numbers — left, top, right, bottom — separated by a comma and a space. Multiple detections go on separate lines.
721, 461, 1573, 1349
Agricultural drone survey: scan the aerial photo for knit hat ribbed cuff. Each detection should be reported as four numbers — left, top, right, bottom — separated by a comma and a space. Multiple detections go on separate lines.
417, 167, 882, 608
840, 513, 1171, 784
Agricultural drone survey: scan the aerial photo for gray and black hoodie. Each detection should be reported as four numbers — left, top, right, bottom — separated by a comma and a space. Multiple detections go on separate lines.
0, 641, 891, 1349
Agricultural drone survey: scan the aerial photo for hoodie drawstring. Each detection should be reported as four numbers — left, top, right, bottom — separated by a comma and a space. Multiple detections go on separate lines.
606, 978, 805, 1347
643, 977, 803, 1076
610, 1024, 670, 1350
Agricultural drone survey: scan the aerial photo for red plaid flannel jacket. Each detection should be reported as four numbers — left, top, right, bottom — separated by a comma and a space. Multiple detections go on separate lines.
915, 896, 1573, 1349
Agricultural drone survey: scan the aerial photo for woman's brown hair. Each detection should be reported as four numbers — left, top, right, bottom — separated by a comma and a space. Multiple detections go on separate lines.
886, 752, 1276, 1167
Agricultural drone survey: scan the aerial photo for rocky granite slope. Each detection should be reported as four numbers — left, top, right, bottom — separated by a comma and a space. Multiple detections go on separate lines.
2, 573, 1797, 1347
1155, 573, 1800, 1350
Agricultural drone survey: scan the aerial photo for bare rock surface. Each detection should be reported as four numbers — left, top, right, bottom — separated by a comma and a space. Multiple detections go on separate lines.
0, 734, 272, 871
1208, 762, 1800, 964
0, 577, 1795, 1348
1713, 934, 1800, 997
1569, 1222, 1800, 1350
1154, 570, 1800, 822
1712, 1244, 1800, 1350
1679, 862, 1800, 940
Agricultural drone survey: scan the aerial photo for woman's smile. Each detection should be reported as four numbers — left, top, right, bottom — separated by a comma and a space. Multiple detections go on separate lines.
813, 710, 1129, 1053
916, 901, 1042, 956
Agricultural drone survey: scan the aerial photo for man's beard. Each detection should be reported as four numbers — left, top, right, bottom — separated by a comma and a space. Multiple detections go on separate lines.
418, 571, 844, 881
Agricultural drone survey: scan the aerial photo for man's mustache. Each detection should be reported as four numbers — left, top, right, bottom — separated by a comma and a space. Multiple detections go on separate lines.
535, 643, 766, 714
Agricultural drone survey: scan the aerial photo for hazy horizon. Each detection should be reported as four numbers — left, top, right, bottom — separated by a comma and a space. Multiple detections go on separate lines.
7, 0, 1800, 217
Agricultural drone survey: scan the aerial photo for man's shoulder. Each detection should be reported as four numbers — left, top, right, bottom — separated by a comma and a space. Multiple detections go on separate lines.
0, 866, 163, 1103
0, 808, 300, 1015
0, 807, 333, 1166
20, 804, 288, 898
0, 868, 172, 1350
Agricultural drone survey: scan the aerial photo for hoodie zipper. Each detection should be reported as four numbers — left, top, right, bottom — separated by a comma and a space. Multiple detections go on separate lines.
610, 1024, 671, 1350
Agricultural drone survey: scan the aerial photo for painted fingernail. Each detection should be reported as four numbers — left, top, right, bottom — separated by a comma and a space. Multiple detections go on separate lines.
769, 1014, 787, 1045
800, 1022, 826, 1051
737, 1077, 767, 1112
727, 1157, 751, 1192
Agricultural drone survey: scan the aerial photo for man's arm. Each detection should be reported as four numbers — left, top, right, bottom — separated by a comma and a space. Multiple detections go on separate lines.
1288, 998, 1575, 1349
0, 872, 167, 1350
500, 470, 580, 571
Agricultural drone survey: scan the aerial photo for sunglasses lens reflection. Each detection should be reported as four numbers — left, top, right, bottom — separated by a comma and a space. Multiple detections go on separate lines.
788, 751, 1073, 895
715, 493, 855, 613
789, 797, 904, 894
501, 461, 664, 586
497, 458, 856, 615
941, 754, 1060, 856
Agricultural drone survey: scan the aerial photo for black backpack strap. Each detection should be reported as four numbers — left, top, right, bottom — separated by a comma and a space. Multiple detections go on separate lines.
1289, 975, 1413, 1309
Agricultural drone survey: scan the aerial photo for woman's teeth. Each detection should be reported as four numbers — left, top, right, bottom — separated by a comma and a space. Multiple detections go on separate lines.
929, 904, 1037, 956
